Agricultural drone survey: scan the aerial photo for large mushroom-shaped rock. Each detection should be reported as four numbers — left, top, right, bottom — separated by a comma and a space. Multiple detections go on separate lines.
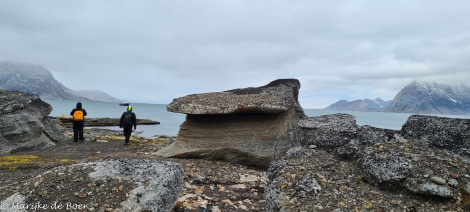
0, 90, 63, 154
157, 79, 306, 168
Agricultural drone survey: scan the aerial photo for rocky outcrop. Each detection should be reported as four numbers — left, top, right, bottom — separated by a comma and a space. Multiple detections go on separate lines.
266, 114, 470, 211
1, 159, 184, 212
0, 90, 64, 154
401, 115, 470, 154
298, 113, 357, 148
88, 159, 184, 211
157, 79, 306, 168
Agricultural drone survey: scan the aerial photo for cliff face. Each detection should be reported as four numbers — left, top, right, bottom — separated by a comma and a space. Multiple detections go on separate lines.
385, 81, 470, 115
0, 90, 66, 154
0, 61, 85, 100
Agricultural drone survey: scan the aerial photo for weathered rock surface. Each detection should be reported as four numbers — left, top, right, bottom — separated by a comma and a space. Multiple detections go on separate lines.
158, 79, 306, 168
266, 114, 470, 211
402, 114, 470, 155
0, 90, 64, 154
89, 159, 184, 211
298, 113, 357, 148
1, 159, 184, 212
357, 150, 411, 184
166, 79, 304, 115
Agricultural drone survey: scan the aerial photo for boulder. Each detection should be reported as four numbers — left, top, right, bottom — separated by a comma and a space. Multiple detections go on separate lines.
298, 113, 357, 148
0, 90, 61, 154
266, 113, 469, 211
401, 115, 470, 156
404, 178, 453, 198
357, 150, 411, 184
1, 159, 184, 212
157, 79, 306, 168
89, 159, 184, 211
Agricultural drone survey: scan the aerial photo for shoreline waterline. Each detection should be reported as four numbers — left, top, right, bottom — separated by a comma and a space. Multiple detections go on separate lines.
44, 100, 470, 138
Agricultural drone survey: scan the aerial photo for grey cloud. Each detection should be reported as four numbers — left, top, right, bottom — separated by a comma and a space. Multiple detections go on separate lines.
1, 0, 470, 108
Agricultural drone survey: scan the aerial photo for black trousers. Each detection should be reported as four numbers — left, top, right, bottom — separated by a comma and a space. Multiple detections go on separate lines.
123, 127, 133, 143
72, 121, 85, 141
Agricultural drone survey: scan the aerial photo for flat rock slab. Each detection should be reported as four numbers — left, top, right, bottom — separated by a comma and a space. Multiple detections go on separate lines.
167, 79, 302, 114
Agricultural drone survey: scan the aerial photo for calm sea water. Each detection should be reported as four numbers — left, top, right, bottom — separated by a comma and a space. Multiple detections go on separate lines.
45, 100, 186, 138
44, 100, 470, 138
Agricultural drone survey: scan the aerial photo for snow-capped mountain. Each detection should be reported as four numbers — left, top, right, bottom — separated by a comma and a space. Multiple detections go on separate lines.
385, 81, 470, 115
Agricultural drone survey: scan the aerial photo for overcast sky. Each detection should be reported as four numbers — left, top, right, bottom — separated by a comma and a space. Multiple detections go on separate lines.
1, 1, 470, 108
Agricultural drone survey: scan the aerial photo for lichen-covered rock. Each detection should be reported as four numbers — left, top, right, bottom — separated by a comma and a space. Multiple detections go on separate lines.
298, 113, 357, 148
357, 150, 411, 184
0, 90, 58, 154
2, 159, 184, 212
88, 159, 184, 212
158, 79, 306, 168
167, 79, 303, 115
401, 115, 470, 153
405, 178, 453, 198
267, 113, 469, 211
357, 125, 396, 146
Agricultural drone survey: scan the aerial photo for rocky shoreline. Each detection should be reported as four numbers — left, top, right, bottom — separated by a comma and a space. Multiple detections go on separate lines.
1, 80, 470, 211
0, 127, 270, 211
1, 120, 469, 211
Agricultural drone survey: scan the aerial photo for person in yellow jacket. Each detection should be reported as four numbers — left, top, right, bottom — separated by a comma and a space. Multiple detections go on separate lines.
70, 102, 87, 142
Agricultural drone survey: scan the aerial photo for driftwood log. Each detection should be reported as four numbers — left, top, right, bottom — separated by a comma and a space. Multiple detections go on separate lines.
51, 116, 160, 127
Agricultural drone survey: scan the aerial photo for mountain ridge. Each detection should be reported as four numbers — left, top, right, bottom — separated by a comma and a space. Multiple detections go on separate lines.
325, 98, 391, 112
0, 61, 120, 102
385, 81, 470, 115
325, 81, 470, 115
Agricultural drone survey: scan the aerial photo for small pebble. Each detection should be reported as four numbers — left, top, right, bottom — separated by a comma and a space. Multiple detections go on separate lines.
448, 179, 458, 188
430, 176, 446, 185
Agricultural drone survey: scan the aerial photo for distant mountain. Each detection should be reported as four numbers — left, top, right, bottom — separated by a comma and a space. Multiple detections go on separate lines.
66, 89, 120, 102
0, 61, 120, 102
325, 98, 391, 112
385, 81, 470, 115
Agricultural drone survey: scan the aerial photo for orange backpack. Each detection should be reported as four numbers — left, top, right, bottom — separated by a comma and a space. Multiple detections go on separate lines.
73, 110, 84, 121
